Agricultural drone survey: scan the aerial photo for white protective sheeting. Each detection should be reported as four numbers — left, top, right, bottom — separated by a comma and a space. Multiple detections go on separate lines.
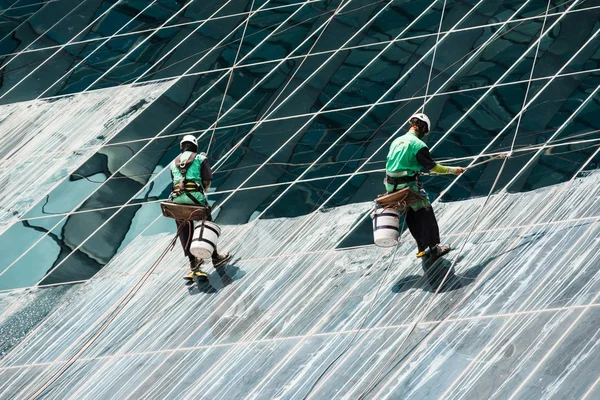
0, 81, 171, 235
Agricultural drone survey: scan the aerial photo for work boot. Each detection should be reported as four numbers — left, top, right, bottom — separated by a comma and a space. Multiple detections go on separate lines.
184, 270, 208, 281
430, 244, 451, 261
416, 248, 429, 258
184, 257, 206, 281
212, 252, 231, 269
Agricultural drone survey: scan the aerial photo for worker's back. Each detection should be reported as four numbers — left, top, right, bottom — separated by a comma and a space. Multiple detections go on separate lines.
386, 132, 427, 176
171, 151, 204, 184
170, 151, 207, 205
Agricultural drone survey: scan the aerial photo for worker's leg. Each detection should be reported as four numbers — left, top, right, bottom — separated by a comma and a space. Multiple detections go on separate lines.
417, 206, 450, 260
405, 207, 426, 252
419, 206, 441, 249
176, 220, 196, 268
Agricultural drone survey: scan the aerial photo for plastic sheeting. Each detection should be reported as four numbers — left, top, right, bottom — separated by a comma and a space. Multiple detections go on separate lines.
0, 171, 598, 398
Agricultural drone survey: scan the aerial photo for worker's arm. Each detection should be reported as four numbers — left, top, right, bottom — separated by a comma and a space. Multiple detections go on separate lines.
416, 147, 465, 175
200, 157, 214, 192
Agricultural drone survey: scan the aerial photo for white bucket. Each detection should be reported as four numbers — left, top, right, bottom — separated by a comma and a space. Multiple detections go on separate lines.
372, 208, 400, 247
190, 221, 221, 259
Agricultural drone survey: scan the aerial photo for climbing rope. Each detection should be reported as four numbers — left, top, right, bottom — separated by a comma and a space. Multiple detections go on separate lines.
423, 0, 448, 110
206, 0, 257, 155
209, 0, 353, 172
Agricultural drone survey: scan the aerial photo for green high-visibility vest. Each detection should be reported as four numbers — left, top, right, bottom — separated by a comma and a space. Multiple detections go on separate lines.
385, 131, 427, 176
170, 151, 208, 205
384, 131, 430, 209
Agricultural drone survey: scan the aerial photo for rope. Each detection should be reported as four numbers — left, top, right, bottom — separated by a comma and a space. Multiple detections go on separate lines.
354, 2, 554, 397
206, 0, 257, 155
210, 0, 352, 172
423, 0, 448, 110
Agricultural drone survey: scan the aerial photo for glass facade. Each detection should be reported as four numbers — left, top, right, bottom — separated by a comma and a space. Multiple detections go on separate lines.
0, 0, 599, 398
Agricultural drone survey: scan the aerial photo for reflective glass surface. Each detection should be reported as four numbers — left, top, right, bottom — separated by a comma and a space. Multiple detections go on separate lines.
0, 0, 598, 290
0, 1, 599, 396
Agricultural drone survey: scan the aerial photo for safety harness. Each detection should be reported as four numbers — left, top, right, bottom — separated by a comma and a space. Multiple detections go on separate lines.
385, 174, 418, 192
170, 152, 203, 205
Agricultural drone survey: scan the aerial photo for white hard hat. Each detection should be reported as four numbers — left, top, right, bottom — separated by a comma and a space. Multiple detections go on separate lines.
180, 134, 197, 148
408, 113, 431, 134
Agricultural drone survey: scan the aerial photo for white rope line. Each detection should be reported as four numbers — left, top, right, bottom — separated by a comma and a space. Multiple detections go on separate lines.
107, 64, 600, 148
4, 209, 599, 296
507, 281, 600, 397
1, 65, 597, 168
507, 0, 553, 156
3, 288, 599, 374
253, 0, 533, 221
36, 0, 161, 98
0, 0, 126, 102
387, 3, 555, 398
0, 0, 284, 283
206, 0, 391, 175
2, 1, 596, 67
211, 0, 445, 213
129, 0, 327, 85
0, 0, 77, 47
4, 63, 598, 265
206, 0, 257, 155
19, 0, 598, 103
0, 0, 342, 324
0, 0, 56, 17
581, 374, 600, 400
423, 0, 447, 110
83, 0, 202, 91
434, 8, 598, 201
501, 73, 600, 191
429, 2, 586, 154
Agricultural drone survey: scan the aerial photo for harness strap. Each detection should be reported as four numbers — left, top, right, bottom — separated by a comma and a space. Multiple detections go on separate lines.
172, 152, 203, 205
386, 174, 418, 192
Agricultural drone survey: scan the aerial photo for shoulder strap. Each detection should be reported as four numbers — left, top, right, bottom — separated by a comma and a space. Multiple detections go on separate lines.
175, 152, 197, 178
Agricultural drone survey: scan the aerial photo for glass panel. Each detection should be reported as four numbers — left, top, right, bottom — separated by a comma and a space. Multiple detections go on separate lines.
91, 3, 300, 90
427, 15, 558, 95
531, 7, 600, 79
0, 215, 67, 290
515, 0, 573, 19
507, 80, 600, 192
0, 6, 43, 52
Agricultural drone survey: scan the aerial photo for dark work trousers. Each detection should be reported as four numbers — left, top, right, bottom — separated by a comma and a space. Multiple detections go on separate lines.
405, 205, 441, 252
176, 212, 216, 263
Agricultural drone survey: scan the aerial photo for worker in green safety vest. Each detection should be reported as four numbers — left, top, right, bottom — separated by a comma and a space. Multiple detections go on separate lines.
385, 113, 466, 261
170, 134, 230, 280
